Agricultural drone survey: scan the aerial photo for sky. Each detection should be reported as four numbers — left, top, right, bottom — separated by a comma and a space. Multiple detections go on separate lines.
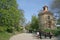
17, 0, 53, 23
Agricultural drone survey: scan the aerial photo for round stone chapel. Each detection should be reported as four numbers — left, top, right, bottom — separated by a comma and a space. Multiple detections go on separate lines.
38, 6, 56, 30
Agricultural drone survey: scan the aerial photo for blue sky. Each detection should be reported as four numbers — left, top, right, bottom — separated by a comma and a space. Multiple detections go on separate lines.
17, 0, 53, 23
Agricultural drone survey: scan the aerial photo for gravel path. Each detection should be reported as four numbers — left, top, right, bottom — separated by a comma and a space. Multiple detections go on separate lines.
9, 33, 60, 40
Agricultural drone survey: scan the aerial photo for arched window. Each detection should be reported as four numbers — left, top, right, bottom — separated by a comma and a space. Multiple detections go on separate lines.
48, 16, 50, 19
48, 21, 51, 28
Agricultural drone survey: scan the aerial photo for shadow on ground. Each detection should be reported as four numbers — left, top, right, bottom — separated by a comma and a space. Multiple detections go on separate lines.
57, 36, 60, 40
32, 33, 60, 40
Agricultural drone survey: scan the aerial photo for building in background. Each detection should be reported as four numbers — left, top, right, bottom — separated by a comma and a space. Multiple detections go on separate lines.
38, 6, 56, 30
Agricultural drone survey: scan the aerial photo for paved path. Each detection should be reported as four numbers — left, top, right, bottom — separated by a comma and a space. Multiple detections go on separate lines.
9, 33, 60, 40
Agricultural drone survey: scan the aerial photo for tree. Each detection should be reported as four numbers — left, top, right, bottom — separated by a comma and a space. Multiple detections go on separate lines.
51, 0, 60, 10
25, 22, 31, 31
19, 10, 25, 26
30, 15, 39, 32
0, 0, 25, 32
51, 0, 60, 24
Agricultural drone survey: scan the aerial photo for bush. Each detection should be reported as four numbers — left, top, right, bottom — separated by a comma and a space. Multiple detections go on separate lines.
44, 29, 60, 36
0, 32, 13, 40
51, 29, 60, 36
44, 29, 51, 33
6, 27, 14, 33
0, 26, 7, 32
16, 26, 23, 32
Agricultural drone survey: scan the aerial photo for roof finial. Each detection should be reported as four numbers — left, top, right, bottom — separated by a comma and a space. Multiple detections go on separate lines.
43, 5, 48, 12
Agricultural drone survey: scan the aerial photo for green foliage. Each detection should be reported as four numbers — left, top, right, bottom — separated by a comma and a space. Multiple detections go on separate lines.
0, 32, 13, 40
7, 27, 14, 33
52, 29, 60, 36
30, 15, 39, 32
25, 15, 39, 33
51, 0, 60, 23
57, 19, 60, 25
16, 26, 23, 32
0, 0, 25, 32
44, 29, 51, 33
44, 28, 60, 36
25, 23, 31, 30
0, 26, 8, 32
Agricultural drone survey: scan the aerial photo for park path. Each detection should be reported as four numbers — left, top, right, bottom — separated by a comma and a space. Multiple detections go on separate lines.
9, 33, 59, 40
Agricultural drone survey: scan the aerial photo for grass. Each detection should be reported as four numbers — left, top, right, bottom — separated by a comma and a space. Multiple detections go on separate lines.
0, 31, 22, 40
0, 32, 13, 40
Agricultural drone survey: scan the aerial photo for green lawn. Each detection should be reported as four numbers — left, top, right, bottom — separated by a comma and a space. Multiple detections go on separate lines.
0, 32, 13, 40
